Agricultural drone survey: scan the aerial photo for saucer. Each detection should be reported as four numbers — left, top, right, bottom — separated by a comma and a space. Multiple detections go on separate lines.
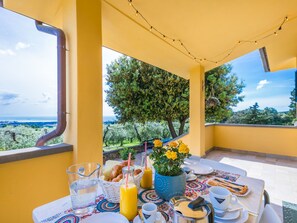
186, 173, 197, 181
214, 209, 248, 223
133, 212, 165, 223
214, 208, 241, 220
191, 163, 214, 175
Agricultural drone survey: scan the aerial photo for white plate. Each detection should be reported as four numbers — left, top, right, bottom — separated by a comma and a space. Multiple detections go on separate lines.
206, 178, 251, 197
214, 208, 241, 220
85, 212, 129, 223
192, 163, 214, 175
214, 209, 248, 223
186, 173, 197, 181
133, 212, 165, 223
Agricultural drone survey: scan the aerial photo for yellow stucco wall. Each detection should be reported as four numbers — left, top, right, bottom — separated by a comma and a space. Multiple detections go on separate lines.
63, 0, 103, 164
177, 124, 214, 155
189, 66, 205, 156
214, 125, 297, 157
205, 125, 214, 152
0, 152, 72, 223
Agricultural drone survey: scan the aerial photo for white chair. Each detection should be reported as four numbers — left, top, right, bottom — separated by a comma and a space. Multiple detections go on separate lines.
187, 156, 247, 177
259, 204, 282, 223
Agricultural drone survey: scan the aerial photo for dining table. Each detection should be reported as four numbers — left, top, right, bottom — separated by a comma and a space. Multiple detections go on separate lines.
33, 159, 265, 223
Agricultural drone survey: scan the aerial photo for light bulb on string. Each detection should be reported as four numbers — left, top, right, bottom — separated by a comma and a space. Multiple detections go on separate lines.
126, 1, 289, 65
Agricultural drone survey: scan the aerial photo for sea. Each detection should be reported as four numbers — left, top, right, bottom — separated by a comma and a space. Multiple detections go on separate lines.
0, 116, 117, 127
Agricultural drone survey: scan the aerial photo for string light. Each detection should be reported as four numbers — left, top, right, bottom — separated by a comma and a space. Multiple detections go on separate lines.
127, 0, 289, 65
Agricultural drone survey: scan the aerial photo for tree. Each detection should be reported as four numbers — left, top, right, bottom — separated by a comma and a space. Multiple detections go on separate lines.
226, 102, 291, 125
106, 56, 189, 138
205, 64, 245, 122
106, 56, 244, 138
287, 88, 296, 122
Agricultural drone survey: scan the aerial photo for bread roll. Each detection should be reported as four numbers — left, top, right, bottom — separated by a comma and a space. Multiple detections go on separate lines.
134, 169, 142, 175
112, 173, 123, 182
110, 164, 123, 179
121, 161, 129, 167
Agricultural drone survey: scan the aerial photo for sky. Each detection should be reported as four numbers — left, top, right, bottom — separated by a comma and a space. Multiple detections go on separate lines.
0, 8, 295, 118
0, 7, 57, 117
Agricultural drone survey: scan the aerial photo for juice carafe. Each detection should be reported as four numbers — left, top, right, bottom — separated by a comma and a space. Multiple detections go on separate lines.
120, 166, 138, 221
140, 152, 153, 189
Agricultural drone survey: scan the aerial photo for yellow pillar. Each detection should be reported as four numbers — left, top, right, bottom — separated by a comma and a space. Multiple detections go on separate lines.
63, 0, 103, 164
189, 65, 205, 157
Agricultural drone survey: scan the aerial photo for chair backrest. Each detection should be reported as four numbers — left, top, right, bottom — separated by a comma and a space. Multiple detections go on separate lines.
259, 204, 282, 223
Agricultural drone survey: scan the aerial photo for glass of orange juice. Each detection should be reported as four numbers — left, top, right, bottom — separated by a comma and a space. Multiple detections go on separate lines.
140, 152, 153, 189
120, 166, 138, 221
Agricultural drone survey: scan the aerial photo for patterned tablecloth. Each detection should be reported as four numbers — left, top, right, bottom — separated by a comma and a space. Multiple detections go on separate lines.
38, 170, 240, 223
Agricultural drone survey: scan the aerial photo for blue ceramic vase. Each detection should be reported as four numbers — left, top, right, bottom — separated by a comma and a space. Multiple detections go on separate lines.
154, 171, 186, 201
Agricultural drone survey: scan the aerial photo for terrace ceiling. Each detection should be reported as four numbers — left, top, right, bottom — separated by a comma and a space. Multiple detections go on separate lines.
3, 0, 297, 79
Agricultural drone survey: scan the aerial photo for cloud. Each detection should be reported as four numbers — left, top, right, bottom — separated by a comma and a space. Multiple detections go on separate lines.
15, 42, 30, 50
0, 91, 19, 105
0, 49, 15, 56
38, 93, 51, 103
256, 79, 270, 90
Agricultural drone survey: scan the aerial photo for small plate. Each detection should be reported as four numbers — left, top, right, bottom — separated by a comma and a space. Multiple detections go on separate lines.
86, 212, 129, 223
206, 177, 251, 197
214, 209, 248, 223
133, 212, 165, 223
214, 208, 241, 220
192, 163, 214, 175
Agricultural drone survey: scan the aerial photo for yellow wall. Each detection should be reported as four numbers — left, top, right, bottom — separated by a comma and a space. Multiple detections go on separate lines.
0, 2, 103, 223
189, 66, 205, 156
205, 124, 214, 152
214, 125, 297, 157
0, 152, 72, 223
176, 124, 214, 155
63, 0, 103, 164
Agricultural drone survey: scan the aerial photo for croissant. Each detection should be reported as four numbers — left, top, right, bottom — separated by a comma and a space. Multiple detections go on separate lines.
110, 165, 123, 179
208, 178, 248, 195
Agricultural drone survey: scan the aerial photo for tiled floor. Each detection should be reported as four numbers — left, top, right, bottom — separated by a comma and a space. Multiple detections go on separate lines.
205, 149, 297, 221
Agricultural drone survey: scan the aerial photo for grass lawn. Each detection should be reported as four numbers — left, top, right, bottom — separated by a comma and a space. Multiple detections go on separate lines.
103, 140, 141, 152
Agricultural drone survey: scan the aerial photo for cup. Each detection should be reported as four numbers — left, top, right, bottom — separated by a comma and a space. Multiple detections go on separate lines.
142, 203, 158, 223
209, 186, 238, 210
182, 166, 194, 179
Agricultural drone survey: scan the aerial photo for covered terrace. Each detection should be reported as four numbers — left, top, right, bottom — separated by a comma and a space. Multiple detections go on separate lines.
0, 0, 297, 222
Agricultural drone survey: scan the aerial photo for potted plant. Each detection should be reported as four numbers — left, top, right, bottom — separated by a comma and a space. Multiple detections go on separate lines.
119, 147, 136, 165
150, 139, 191, 201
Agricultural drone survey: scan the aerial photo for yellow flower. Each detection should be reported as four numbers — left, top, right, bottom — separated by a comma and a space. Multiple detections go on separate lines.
165, 150, 177, 160
168, 141, 178, 148
153, 139, 163, 148
178, 143, 189, 154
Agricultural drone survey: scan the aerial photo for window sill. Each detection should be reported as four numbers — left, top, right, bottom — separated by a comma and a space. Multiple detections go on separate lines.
0, 143, 73, 164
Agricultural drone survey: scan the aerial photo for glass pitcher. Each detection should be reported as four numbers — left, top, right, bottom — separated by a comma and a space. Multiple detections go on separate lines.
67, 162, 100, 216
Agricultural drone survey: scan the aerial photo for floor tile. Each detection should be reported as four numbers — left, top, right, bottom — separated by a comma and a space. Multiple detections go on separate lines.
206, 149, 297, 221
